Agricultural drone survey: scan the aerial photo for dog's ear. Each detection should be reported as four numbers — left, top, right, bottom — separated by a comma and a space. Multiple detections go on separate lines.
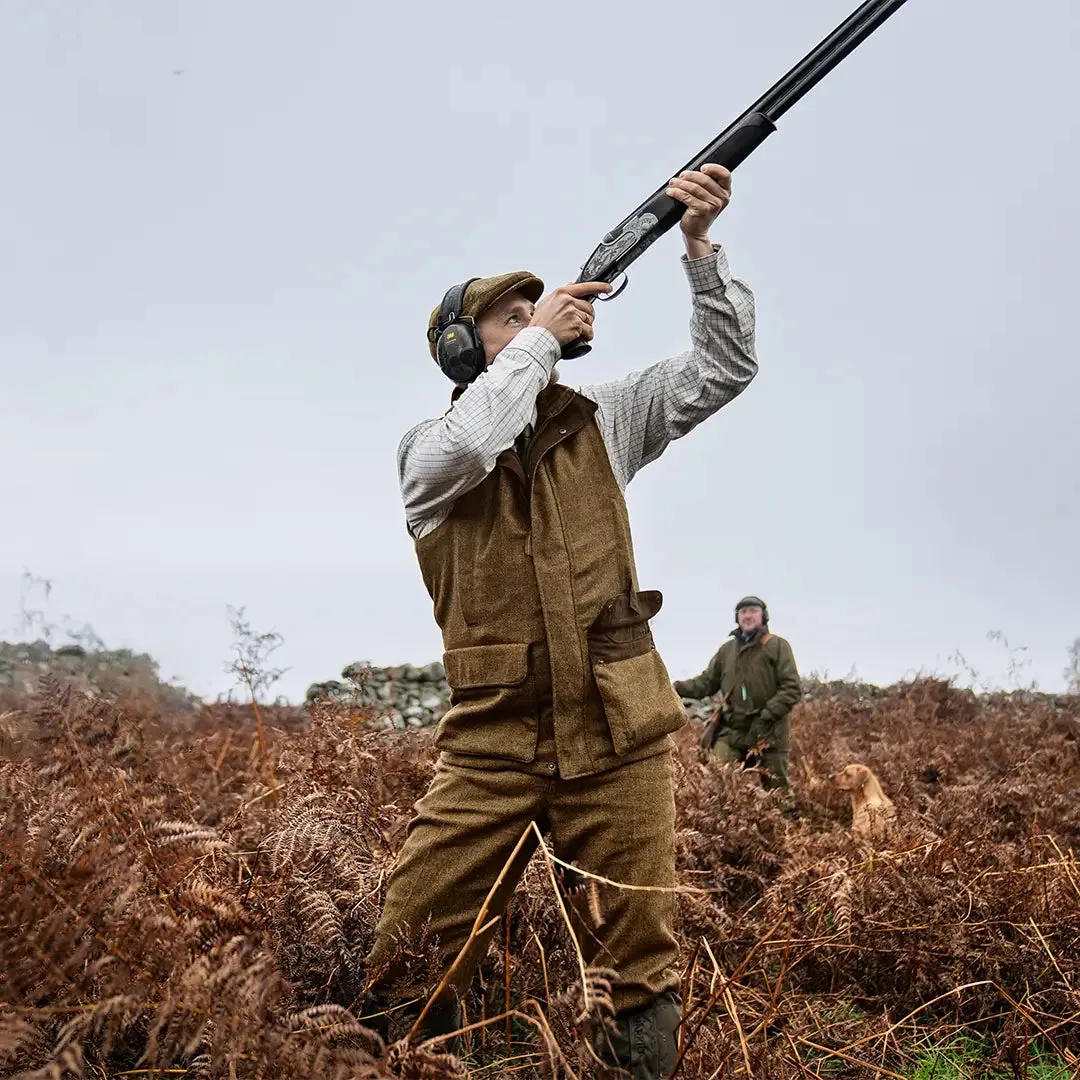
852, 765, 870, 790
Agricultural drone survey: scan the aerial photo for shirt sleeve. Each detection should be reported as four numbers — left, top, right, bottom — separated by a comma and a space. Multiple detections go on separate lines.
575, 244, 757, 490
397, 327, 561, 539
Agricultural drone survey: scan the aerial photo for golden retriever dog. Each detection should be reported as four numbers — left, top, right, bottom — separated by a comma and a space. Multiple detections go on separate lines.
830, 764, 897, 842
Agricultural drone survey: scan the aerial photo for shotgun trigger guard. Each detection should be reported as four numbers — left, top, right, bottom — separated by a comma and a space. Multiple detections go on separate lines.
598, 273, 628, 301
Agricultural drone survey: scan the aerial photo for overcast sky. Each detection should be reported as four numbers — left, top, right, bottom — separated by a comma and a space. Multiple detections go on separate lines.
2, 0, 1078, 703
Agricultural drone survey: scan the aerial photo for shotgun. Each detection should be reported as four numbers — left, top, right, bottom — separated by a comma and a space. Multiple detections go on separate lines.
563, 0, 912, 358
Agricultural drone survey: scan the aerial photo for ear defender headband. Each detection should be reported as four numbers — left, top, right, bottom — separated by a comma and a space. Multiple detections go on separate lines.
429, 278, 485, 384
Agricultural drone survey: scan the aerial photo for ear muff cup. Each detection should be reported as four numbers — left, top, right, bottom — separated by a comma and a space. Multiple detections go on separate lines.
431, 279, 486, 384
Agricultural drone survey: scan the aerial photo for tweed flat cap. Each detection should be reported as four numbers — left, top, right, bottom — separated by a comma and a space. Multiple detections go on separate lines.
427, 271, 544, 359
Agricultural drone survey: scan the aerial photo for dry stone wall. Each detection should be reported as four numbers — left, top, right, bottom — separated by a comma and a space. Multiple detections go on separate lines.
5, 639, 1070, 730
0, 640, 200, 711
305, 661, 450, 730
304, 661, 1072, 732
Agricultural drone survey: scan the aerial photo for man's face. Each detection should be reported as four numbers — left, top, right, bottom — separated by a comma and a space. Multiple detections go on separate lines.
475, 289, 535, 368
738, 605, 764, 633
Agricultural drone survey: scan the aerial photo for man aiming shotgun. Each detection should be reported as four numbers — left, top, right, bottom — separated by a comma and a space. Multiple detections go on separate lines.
364, 2, 911, 1075
367, 165, 753, 1077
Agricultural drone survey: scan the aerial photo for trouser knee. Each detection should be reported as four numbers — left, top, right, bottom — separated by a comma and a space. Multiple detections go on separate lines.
599, 990, 682, 1079
709, 736, 741, 765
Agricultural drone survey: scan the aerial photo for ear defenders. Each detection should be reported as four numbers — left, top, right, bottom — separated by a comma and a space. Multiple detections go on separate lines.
428, 278, 485, 384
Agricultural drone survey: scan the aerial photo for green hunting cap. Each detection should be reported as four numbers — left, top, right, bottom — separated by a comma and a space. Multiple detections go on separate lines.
427, 271, 545, 359
735, 596, 769, 620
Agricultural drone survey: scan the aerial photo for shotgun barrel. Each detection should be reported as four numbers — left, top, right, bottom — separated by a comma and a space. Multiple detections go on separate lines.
563, 0, 911, 358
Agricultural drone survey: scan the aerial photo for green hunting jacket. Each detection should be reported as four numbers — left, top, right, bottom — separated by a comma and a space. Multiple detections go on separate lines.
673, 630, 802, 735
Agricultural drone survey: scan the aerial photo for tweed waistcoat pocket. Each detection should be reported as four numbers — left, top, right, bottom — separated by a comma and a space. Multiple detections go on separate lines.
435, 643, 538, 762
588, 588, 687, 756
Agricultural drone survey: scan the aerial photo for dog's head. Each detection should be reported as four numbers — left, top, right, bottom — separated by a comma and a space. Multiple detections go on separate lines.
830, 764, 871, 792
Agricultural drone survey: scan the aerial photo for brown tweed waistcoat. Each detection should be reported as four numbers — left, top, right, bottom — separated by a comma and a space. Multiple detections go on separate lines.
413, 383, 686, 780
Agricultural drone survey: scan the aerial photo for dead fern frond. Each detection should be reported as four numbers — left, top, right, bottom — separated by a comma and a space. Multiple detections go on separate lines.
385, 1039, 468, 1079
152, 819, 232, 852
586, 881, 604, 929
262, 807, 346, 874
296, 887, 346, 953
4, 666, 1080, 1077
284, 1003, 373, 1041
180, 877, 248, 925
553, 965, 617, 1040
826, 864, 854, 938
0, 1012, 46, 1061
